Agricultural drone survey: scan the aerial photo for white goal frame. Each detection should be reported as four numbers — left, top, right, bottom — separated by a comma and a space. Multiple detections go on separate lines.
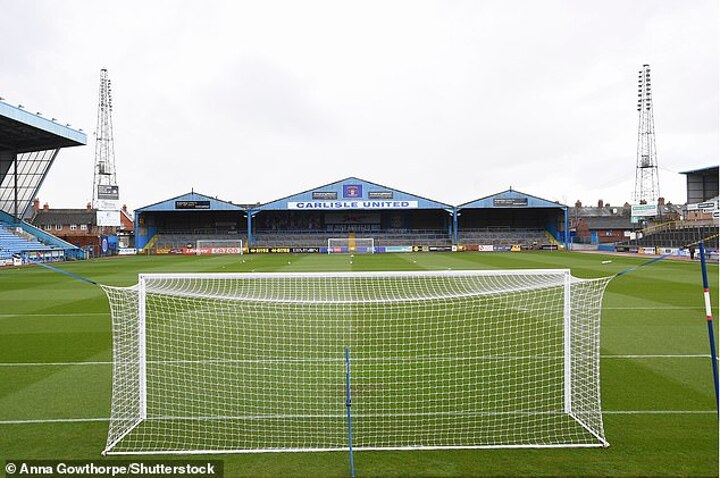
101, 269, 610, 455
194, 239, 243, 255
327, 237, 375, 254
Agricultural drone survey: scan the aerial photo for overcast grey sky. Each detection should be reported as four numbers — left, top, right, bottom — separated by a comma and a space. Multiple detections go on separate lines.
1, 0, 717, 211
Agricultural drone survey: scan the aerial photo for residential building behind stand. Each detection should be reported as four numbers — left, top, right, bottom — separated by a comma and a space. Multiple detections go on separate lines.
30, 199, 134, 256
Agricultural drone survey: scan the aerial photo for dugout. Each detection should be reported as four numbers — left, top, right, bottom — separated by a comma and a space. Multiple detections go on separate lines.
456, 189, 569, 249
248, 177, 454, 249
135, 191, 245, 250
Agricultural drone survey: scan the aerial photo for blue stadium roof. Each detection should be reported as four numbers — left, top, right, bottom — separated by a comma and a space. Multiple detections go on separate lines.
458, 189, 567, 210
0, 100, 86, 153
136, 191, 244, 213
255, 177, 453, 212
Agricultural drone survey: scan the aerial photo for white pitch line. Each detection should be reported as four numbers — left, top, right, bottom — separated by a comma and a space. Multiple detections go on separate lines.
0, 353, 714, 368
603, 306, 708, 310
0, 312, 107, 318
0, 410, 715, 425
601, 354, 712, 359
602, 410, 715, 415
0, 361, 112, 367
0, 354, 713, 367
0, 417, 110, 424
0, 307, 715, 318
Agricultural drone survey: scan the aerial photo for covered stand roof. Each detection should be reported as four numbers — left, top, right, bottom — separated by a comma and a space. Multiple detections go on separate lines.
136, 191, 244, 213
255, 177, 453, 212
0, 101, 86, 153
458, 188, 567, 210
0, 100, 86, 220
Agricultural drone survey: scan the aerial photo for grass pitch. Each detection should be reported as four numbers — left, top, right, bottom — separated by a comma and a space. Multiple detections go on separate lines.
0, 252, 717, 477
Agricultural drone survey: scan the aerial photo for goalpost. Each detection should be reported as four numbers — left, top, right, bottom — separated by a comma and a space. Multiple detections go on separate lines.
194, 239, 243, 255
328, 237, 375, 254
101, 270, 611, 455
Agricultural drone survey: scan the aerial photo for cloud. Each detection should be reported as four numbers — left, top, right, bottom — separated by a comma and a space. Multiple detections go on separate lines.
1, 0, 717, 210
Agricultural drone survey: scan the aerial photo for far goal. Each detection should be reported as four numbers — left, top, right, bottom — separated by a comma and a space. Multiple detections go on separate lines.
327, 237, 374, 254
101, 270, 611, 455
194, 239, 243, 255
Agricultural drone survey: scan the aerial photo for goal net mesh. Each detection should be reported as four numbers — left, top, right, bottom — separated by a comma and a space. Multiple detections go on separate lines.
327, 238, 374, 253
102, 270, 611, 454
194, 239, 243, 254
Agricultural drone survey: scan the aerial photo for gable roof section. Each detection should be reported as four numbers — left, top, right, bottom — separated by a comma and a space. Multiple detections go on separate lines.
32, 209, 96, 226
580, 216, 633, 230
458, 189, 567, 210
135, 192, 244, 213
255, 177, 453, 211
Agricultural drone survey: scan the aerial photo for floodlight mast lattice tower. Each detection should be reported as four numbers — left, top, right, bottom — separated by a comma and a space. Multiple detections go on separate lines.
633, 64, 660, 205
92, 68, 118, 208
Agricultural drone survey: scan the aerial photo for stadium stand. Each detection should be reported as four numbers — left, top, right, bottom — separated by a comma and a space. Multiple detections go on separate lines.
0, 99, 86, 263
635, 223, 718, 249
457, 189, 567, 249
0, 223, 62, 262
135, 181, 572, 253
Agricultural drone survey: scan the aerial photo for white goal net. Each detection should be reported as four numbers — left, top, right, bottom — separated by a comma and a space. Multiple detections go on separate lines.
101, 270, 611, 455
194, 239, 243, 255
327, 237, 374, 253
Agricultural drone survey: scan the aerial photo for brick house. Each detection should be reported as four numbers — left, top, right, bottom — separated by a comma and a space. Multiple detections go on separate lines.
30, 199, 134, 253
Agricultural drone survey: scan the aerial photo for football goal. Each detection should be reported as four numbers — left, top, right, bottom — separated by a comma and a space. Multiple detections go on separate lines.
327, 237, 374, 254
101, 270, 611, 455
194, 239, 243, 255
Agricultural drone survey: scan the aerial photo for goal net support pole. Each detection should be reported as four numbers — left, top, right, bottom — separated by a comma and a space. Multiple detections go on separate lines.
699, 241, 720, 414
101, 270, 611, 455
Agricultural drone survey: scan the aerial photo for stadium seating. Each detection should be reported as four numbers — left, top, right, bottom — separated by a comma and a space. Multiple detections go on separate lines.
0, 224, 61, 262
253, 229, 452, 248
152, 233, 247, 251
634, 224, 718, 249
149, 228, 558, 250
457, 227, 550, 247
